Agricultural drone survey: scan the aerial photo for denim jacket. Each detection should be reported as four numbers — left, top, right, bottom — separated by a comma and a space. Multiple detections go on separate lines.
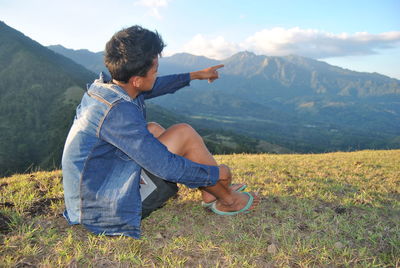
62, 73, 219, 238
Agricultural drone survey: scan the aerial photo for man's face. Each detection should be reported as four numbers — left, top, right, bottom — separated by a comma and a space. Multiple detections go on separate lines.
138, 57, 158, 91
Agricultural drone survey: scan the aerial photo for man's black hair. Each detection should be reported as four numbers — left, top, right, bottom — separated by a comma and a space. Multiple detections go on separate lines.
104, 25, 165, 83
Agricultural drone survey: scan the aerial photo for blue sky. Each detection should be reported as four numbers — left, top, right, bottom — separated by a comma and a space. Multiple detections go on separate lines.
1, 0, 399, 78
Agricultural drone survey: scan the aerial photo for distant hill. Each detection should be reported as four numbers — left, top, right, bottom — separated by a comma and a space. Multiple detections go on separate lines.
159, 52, 400, 152
219, 51, 400, 99
0, 21, 97, 176
47, 45, 109, 75
48, 46, 400, 153
146, 102, 290, 154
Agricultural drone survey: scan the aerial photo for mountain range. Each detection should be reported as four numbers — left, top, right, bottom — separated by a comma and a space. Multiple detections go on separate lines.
1, 20, 399, 176
49, 45, 400, 153
0, 21, 273, 176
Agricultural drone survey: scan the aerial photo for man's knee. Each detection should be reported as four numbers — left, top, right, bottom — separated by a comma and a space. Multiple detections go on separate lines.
171, 123, 199, 139
173, 123, 194, 132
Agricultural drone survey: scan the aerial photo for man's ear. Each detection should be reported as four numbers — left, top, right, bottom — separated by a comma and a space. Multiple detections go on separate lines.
129, 76, 142, 88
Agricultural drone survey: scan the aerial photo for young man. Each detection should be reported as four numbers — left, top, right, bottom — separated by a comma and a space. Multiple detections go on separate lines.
62, 25, 259, 238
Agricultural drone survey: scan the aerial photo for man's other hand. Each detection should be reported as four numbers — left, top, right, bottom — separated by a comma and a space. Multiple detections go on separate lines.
190, 64, 224, 83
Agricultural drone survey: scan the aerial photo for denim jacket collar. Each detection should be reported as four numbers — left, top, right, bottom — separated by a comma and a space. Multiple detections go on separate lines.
91, 72, 132, 103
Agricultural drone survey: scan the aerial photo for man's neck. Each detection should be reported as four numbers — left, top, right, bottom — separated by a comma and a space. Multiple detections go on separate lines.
112, 79, 140, 99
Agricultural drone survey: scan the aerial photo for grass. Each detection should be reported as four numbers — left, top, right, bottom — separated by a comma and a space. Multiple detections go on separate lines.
0, 150, 399, 267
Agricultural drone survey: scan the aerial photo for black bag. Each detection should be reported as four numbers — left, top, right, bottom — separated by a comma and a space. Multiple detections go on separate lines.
140, 169, 179, 219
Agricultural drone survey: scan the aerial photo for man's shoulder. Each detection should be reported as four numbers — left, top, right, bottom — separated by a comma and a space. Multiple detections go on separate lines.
87, 82, 131, 107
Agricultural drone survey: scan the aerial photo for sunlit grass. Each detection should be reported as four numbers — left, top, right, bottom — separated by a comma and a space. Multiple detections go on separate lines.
0, 150, 399, 267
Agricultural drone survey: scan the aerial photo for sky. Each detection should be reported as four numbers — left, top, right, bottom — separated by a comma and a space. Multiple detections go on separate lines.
1, 0, 400, 79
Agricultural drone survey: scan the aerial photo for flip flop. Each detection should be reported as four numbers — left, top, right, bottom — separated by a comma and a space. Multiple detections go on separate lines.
201, 184, 247, 208
210, 192, 254, 216
235, 184, 247, 192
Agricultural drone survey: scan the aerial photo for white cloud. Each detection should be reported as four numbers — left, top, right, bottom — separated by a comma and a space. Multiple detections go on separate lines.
244, 27, 400, 58
182, 34, 240, 60
180, 27, 400, 59
134, 0, 170, 19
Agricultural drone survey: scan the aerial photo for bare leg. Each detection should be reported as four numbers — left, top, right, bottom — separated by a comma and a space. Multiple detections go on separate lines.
147, 122, 259, 212
147, 122, 225, 202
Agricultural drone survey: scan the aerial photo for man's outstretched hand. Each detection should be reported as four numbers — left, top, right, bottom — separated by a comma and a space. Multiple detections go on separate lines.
190, 64, 224, 83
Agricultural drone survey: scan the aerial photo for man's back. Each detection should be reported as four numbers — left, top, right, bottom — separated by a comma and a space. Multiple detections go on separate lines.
62, 77, 144, 238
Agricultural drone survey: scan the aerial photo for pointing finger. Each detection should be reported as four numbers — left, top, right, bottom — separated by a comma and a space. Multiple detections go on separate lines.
211, 64, 224, 71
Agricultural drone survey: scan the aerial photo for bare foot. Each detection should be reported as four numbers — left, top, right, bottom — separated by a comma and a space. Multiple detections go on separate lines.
202, 183, 246, 204
215, 191, 260, 213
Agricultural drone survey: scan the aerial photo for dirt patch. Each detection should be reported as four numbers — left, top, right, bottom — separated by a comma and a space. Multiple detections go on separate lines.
26, 197, 63, 217
0, 211, 12, 234
0, 202, 15, 208
334, 206, 347, 214
297, 223, 309, 231
0, 182, 8, 190
314, 201, 351, 215
14, 260, 36, 268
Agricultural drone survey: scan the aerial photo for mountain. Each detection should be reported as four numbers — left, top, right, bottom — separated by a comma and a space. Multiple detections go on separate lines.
47, 45, 109, 75
161, 51, 400, 99
46, 46, 400, 153
47, 45, 287, 155
155, 52, 400, 152
0, 25, 283, 177
220, 51, 400, 99
0, 21, 97, 176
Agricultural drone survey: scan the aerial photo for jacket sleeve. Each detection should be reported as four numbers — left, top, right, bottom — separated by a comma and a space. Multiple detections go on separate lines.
143, 73, 191, 99
98, 101, 219, 188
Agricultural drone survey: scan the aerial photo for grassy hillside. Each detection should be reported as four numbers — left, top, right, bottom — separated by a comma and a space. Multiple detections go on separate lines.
0, 21, 96, 177
0, 150, 399, 267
